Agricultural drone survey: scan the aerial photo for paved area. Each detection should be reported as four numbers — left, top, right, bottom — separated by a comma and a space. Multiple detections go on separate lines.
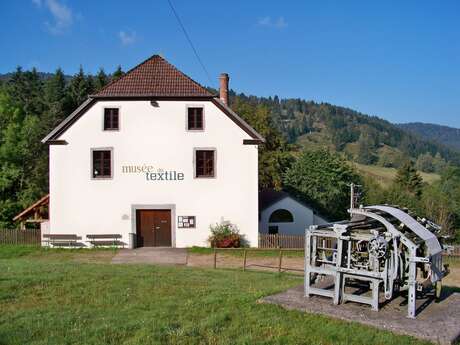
112, 247, 187, 265
260, 285, 460, 345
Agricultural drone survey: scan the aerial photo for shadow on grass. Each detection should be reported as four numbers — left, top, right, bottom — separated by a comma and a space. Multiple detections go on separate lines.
442, 285, 460, 297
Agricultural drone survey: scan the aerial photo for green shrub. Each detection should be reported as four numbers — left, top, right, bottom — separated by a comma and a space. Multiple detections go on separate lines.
208, 222, 246, 248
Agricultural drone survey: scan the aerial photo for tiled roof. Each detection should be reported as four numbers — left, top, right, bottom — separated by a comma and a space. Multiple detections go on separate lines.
94, 55, 214, 97
42, 54, 265, 143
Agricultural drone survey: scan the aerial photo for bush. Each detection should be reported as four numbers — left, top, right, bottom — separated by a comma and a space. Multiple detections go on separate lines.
208, 222, 245, 248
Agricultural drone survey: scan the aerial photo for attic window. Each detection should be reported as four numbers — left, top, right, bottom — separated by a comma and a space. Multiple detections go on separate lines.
187, 107, 203, 130
104, 108, 119, 130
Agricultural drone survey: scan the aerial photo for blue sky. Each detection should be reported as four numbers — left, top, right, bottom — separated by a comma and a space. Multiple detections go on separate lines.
1, 1, 460, 127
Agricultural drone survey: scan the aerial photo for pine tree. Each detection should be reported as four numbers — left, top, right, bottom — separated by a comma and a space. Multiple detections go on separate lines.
67, 66, 91, 110
395, 161, 423, 196
7, 67, 45, 117
86, 74, 95, 95
45, 68, 66, 104
43, 68, 69, 129
112, 65, 124, 80
95, 68, 108, 91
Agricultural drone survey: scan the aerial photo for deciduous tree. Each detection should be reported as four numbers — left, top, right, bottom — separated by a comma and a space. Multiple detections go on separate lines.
283, 149, 362, 219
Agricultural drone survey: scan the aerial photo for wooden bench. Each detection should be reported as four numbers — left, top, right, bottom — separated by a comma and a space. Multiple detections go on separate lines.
86, 234, 123, 248
43, 234, 79, 247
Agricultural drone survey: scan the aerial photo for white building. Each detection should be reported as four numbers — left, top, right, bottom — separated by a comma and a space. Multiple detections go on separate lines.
42, 55, 264, 248
259, 190, 328, 236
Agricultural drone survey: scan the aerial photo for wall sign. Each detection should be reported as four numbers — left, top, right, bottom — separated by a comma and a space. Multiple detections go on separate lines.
178, 216, 195, 228
121, 164, 184, 181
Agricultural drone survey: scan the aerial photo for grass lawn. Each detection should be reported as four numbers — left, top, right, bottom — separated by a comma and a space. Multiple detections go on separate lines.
0, 246, 430, 345
354, 163, 440, 187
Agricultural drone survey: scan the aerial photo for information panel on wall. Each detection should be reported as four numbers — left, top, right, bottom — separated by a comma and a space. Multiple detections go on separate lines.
178, 216, 195, 228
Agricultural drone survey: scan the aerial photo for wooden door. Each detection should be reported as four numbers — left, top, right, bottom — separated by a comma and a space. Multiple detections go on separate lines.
136, 210, 171, 247
152, 210, 172, 247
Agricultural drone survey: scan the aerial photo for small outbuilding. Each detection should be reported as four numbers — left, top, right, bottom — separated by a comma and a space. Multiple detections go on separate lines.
13, 194, 49, 229
259, 190, 328, 236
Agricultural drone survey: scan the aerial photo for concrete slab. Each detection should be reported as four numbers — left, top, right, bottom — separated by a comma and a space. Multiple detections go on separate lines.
111, 247, 187, 265
260, 285, 460, 345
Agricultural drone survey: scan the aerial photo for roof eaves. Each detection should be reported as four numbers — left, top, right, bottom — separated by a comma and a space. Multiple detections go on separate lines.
212, 98, 265, 143
41, 97, 95, 143
89, 94, 216, 100
260, 195, 289, 211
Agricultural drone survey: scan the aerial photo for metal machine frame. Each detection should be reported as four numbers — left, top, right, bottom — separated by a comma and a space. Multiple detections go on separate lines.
304, 186, 447, 318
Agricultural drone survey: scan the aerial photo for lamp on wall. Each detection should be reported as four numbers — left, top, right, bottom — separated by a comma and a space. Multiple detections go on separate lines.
150, 100, 159, 107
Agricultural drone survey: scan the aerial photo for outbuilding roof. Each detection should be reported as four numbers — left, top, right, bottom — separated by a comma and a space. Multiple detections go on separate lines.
13, 194, 49, 222
259, 189, 291, 210
94, 54, 214, 98
259, 189, 329, 221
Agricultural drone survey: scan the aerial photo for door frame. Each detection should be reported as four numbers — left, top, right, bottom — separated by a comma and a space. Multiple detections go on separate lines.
131, 204, 176, 248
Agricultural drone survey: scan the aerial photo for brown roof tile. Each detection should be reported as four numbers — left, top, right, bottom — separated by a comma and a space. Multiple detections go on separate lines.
94, 55, 214, 97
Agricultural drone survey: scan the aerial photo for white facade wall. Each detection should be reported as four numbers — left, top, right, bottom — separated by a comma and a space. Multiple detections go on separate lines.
49, 100, 259, 247
259, 197, 327, 236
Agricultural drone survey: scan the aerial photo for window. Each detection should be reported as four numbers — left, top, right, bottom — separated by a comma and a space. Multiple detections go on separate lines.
195, 150, 215, 178
187, 107, 203, 130
269, 209, 294, 223
92, 149, 112, 178
104, 108, 119, 130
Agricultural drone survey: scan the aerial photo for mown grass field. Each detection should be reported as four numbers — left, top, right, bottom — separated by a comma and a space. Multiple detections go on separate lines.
0, 246, 432, 345
354, 163, 440, 187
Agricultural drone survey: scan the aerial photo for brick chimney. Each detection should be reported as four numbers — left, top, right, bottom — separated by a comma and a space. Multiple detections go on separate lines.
219, 73, 229, 105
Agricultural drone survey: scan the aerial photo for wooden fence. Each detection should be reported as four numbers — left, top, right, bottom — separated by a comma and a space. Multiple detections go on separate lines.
259, 234, 460, 255
259, 234, 304, 249
0, 228, 41, 245
444, 245, 460, 257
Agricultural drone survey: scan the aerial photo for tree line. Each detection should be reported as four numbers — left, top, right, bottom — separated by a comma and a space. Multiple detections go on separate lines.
229, 91, 460, 170
0, 66, 123, 228
0, 67, 458, 242
229, 95, 460, 242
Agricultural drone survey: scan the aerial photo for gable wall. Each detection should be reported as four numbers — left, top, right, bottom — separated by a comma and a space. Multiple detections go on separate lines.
259, 197, 327, 236
49, 100, 258, 247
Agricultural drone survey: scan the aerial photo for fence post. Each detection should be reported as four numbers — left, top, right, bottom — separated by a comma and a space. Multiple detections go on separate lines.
15, 229, 18, 245
278, 247, 283, 273
243, 249, 247, 271
213, 247, 217, 269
